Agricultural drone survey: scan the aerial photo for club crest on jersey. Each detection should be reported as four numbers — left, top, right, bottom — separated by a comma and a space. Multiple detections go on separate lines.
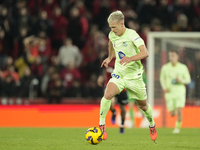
118, 51, 126, 59
123, 42, 127, 47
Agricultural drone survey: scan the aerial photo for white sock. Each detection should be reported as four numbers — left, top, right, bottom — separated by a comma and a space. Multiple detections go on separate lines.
99, 120, 105, 126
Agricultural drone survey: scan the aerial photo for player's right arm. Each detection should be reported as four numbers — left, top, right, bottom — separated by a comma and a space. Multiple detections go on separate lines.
98, 54, 106, 87
160, 65, 169, 93
101, 40, 115, 68
108, 40, 115, 61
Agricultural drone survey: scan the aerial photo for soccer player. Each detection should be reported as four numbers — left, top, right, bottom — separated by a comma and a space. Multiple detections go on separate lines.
97, 56, 128, 134
160, 49, 191, 133
99, 10, 157, 142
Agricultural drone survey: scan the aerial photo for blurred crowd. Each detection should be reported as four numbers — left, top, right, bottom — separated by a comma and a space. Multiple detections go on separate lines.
0, 0, 199, 103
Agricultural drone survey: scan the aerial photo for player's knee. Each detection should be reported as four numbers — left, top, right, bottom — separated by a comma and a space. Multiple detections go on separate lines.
104, 92, 114, 100
122, 109, 126, 115
170, 111, 175, 116
171, 114, 175, 117
120, 105, 126, 113
136, 99, 148, 111
138, 105, 148, 111
177, 108, 182, 116
177, 111, 181, 116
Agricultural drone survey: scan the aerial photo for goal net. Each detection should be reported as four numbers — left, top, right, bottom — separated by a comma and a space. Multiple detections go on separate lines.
147, 32, 200, 127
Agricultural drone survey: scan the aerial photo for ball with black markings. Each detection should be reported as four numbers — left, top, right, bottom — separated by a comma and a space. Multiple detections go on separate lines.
85, 127, 103, 145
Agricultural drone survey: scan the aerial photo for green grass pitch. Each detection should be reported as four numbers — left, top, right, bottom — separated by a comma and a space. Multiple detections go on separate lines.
0, 128, 199, 150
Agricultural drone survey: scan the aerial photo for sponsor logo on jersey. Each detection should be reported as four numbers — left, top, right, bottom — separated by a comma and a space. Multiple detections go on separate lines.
111, 73, 120, 79
118, 51, 126, 59
123, 42, 127, 47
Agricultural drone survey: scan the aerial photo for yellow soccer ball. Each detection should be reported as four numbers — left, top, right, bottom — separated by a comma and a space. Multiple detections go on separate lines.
85, 127, 103, 145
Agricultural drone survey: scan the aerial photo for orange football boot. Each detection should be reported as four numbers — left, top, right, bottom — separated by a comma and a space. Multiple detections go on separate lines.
99, 124, 107, 140
149, 125, 157, 142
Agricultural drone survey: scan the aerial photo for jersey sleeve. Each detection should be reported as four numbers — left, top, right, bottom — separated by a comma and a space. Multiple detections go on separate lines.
180, 65, 191, 85
160, 65, 167, 90
129, 30, 145, 48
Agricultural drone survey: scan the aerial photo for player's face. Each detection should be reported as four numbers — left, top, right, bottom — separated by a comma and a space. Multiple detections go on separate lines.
169, 52, 179, 64
109, 21, 123, 36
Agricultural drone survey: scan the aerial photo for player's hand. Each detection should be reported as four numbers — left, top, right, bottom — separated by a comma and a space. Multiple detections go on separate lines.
119, 56, 131, 66
97, 75, 104, 87
164, 89, 169, 93
176, 78, 181, 83
101, 58, 111, 68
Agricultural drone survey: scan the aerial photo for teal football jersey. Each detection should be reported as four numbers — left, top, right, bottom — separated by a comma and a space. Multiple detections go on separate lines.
160, 62, 191, 93
109, 28, 145, 79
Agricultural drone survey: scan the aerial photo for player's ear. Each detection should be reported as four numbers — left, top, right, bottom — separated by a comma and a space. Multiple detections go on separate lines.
120, 21, 124, 27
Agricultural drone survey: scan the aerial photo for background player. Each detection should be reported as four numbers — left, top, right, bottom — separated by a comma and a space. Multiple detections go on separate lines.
99, 10, 157, 142
97, 55, 128, 134
160, 49, 191, 133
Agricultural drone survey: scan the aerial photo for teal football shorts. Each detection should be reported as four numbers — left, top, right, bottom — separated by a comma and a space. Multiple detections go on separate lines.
108, 73, 147, 100
165, 92, 186, 111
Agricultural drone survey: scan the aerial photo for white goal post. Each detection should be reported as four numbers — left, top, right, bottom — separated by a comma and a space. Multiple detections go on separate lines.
147, 32, 200, 108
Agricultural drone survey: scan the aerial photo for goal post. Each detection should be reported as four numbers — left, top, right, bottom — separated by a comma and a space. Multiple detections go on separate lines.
147, 32, 200, 108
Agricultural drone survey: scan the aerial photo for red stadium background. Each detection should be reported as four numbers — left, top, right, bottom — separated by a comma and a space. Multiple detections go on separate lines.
0, 98, 199, 128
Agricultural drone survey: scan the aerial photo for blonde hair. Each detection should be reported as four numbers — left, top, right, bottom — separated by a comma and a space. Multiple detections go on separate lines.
107, 10, 124, 23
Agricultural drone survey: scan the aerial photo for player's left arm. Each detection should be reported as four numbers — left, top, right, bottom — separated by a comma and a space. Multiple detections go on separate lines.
119, 31, 148, 66
176, 65, 191, 85
119, 45, 149, 66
